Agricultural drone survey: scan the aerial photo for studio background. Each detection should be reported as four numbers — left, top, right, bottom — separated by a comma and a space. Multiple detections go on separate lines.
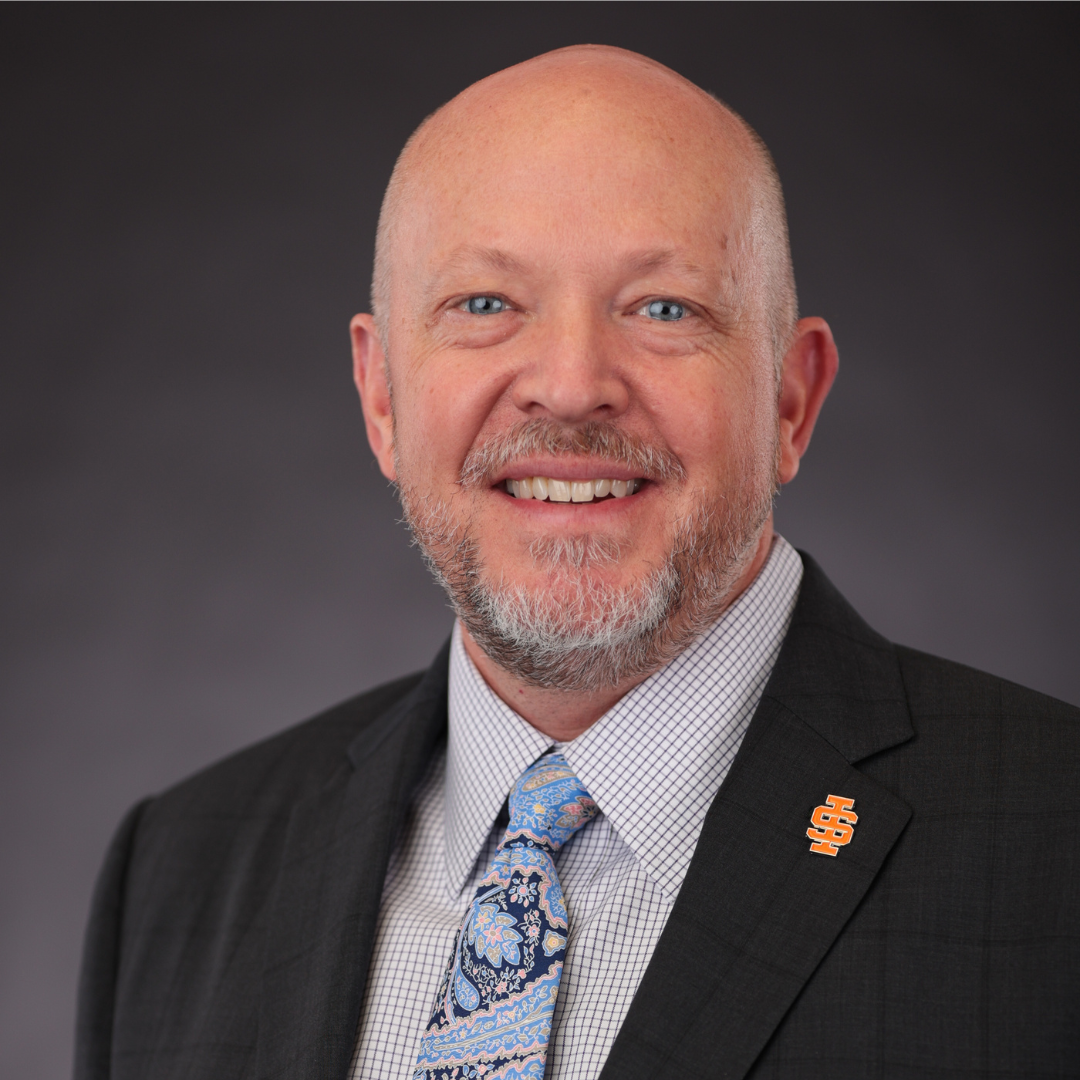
2, 6, 1077, 1078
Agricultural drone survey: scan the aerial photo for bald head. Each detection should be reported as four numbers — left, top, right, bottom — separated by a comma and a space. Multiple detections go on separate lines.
371, 45, 796, 372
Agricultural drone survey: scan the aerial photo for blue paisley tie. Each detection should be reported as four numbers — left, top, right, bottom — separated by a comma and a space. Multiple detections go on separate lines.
413, 752, 597, 1080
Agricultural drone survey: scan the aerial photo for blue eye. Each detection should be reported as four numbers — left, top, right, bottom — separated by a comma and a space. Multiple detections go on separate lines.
646, 300, 685, 321
466, 296, 505, 314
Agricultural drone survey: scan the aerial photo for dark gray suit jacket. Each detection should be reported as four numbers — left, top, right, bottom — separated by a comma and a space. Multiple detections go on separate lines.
75, 554, 1080, 1079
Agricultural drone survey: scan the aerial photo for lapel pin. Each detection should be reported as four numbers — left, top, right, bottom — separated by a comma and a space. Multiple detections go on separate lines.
807, 794, 858, 856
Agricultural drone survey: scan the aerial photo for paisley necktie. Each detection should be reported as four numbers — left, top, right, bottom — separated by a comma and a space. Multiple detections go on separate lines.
413, 752, 598, 1080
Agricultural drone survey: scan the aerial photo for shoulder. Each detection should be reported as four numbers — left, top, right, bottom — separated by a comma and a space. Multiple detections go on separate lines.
790, 552, 1080, 796
794, 551, 1079, 739
879, 646, 1080, 815
105, 669, 431, 946
896, 644, 1080, 730
138, 669, 425, 830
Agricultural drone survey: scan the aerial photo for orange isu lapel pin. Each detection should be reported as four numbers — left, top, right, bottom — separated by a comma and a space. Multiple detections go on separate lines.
807, 794, 858, 856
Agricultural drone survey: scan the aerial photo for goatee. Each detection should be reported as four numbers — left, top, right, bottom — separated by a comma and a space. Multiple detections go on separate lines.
398, 419, 776, 692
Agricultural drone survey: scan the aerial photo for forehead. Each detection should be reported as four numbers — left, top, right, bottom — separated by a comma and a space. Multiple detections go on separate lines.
394, 73, 752, 291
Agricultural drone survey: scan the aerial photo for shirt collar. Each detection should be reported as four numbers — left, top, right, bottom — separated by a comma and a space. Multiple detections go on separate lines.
445, 625, 552, 895
445, 535, 803, 899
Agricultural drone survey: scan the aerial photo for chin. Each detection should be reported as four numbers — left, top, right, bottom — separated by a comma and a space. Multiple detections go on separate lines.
485, 532, 659, 606
523, 530, 628, 572
509, 568, 649, 616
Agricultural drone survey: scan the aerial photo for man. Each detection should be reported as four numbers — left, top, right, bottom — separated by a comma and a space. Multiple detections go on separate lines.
76, 45, 1079, 1080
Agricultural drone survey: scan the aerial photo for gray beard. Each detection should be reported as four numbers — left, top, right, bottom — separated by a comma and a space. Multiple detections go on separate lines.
399, 483, 774, 693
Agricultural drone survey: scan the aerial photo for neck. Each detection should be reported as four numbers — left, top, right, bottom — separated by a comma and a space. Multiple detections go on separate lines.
459, 522, 775, 742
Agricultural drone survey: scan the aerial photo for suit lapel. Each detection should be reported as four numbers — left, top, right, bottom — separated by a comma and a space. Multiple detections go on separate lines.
601, 555, 915, 1080
255, 642, 450, 1080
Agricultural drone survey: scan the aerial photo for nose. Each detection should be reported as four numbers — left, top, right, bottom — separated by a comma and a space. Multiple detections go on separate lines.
509, 304, 630, 422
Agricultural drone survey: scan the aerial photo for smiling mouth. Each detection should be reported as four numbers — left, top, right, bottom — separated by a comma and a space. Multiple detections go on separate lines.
504, 477, 644, 503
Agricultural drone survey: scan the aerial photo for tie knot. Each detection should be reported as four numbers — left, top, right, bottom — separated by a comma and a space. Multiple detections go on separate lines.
503, 752, 597, 853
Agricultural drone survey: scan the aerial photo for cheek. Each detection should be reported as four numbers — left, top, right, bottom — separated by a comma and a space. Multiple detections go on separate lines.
393, 350, 514, 487
641, 357, 776, 478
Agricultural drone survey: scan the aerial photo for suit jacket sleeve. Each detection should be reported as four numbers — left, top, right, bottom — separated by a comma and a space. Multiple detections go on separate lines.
74, 798, 152, 1080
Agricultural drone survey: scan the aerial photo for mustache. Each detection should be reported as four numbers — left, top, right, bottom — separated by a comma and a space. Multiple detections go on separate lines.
458, 418, 686, 489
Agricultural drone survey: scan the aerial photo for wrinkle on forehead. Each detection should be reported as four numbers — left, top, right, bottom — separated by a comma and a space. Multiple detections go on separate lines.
427, 244, 717, 294
434, 246, 532, 281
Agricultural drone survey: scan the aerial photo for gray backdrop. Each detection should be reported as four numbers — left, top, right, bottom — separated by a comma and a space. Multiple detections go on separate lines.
2, 5, 1077, 1077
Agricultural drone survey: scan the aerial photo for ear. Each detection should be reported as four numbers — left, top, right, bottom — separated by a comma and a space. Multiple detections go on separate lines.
777, 316, 839, 484
350, 313, 396, 482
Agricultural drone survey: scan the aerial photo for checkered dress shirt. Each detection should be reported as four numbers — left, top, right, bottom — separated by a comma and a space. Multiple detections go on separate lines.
350, 535, 803, 1080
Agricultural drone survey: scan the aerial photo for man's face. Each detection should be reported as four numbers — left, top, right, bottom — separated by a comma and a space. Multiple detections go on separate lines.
365, 81, 783, 689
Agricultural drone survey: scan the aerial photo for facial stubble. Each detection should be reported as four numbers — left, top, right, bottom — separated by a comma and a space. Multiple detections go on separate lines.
397, 418, 778, 693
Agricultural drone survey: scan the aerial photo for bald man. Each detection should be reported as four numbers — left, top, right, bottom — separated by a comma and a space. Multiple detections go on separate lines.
76, 47, 1079, 1080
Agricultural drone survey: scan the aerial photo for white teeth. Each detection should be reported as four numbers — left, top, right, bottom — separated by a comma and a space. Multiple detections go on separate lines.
507, 476, 642, 502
